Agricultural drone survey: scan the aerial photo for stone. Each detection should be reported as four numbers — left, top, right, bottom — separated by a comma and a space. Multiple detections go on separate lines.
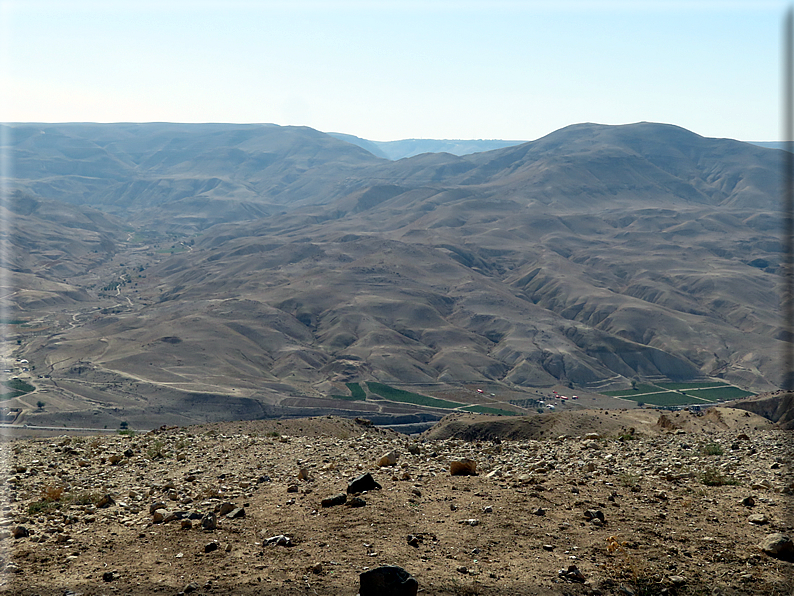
668, 575, 686, 586
355, 417, 372, 426
287, 485, 299, 493
532, 507, 545, 516
183, 581, 200, 593
102, 571, 120, 582
201, 512, 217, 531
96, 494, 115, 508
359, 565, 418, 596
759, 533, 794, 560
265, 534, 294, 547
407, 534, 421, 547
584, 510, 605, 522
226, 507, 245, 519
297, 468, 311, 481
218, 502, 235, 516
458, 519, 479, 526
407, 444, 420, 455
152, 509, 168, 524
378, 450, 399, 467
204, 541, 218, 553
347, 497, 367, 508
149, 501, 167, 514
558, 564, 585, 583
348, 472, 382, 494
456, 566, 468, 574
308, 562, 323, 574
748, 513, 768, 525
321, 493, 347, 508
449, 459, 477, 476
181, 519, 193, 530
741, 496, 756, 507
11, 525, 28, 539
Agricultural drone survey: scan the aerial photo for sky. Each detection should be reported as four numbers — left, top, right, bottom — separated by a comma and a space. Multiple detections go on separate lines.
0, 0, 790, 142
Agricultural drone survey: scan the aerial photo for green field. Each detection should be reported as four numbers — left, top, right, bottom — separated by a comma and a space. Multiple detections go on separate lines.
616, 392, 706, 406
602, 384, 663, 397
1, 379, 35, 400
684, 386, 754, 400
346, 382, 367, 400
655, 381, 727, 390
367, 382, 463, 409
460, 405, 517, 416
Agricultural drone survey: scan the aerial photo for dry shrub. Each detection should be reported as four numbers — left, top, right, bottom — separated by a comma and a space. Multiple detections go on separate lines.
40, 483, 64, 502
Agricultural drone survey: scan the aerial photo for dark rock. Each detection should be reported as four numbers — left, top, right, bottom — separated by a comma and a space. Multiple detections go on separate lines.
348, 472, 382, 494
183, 582, 200, 593
558, 564, 585, 583
321, 493, 347, 508
585, 509, 605, 522
741, 496, 756, 507
204, 541, 218, 553
96, 494, 115, 508
355, 417, 373, 426
201, 512, 217, 531
102, 571, 119, 582
218, 502, 235, 516
348, 497, 367, 508
12, 526, 28, 539
532, 507, 545, 516
407, 534, 421, 547
226, 507, 246, 519
359, 565, 418, 596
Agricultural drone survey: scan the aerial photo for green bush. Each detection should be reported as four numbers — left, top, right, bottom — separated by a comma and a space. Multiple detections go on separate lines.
701, 442, 724, 456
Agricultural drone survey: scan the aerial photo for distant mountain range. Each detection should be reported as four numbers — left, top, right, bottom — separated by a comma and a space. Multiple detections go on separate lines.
327, 132, 525, 160
1, 121, 786, 427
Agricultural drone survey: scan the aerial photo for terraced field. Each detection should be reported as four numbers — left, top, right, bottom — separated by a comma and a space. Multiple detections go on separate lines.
601, 380, 755, 406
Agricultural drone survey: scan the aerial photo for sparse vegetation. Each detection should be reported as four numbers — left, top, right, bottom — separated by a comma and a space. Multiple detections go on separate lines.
700, 467, 740, 486
618, 472, 641, 488
701, 442, 724, 456
147, 439, 166, 460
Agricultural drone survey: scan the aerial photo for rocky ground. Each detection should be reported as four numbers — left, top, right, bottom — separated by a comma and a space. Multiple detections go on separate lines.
0, 407, 792, 595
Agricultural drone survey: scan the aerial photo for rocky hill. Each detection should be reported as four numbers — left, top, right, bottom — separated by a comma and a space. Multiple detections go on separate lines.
2, 121, 787, 430
1, 408, 792, 595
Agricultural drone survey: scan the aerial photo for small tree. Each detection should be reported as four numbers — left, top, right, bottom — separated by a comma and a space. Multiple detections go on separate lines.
631, 380, 637, 390
119, 421, 129, 430
36, 401, 45, 410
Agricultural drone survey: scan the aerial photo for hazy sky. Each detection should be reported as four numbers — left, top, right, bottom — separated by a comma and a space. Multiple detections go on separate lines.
1, 1, 789, 142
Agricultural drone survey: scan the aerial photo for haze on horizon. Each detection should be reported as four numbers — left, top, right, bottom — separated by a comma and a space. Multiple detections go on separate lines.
0, 0, 788, 143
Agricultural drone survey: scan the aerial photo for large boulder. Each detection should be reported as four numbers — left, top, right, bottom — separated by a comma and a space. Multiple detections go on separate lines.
359, 565, 418, 596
